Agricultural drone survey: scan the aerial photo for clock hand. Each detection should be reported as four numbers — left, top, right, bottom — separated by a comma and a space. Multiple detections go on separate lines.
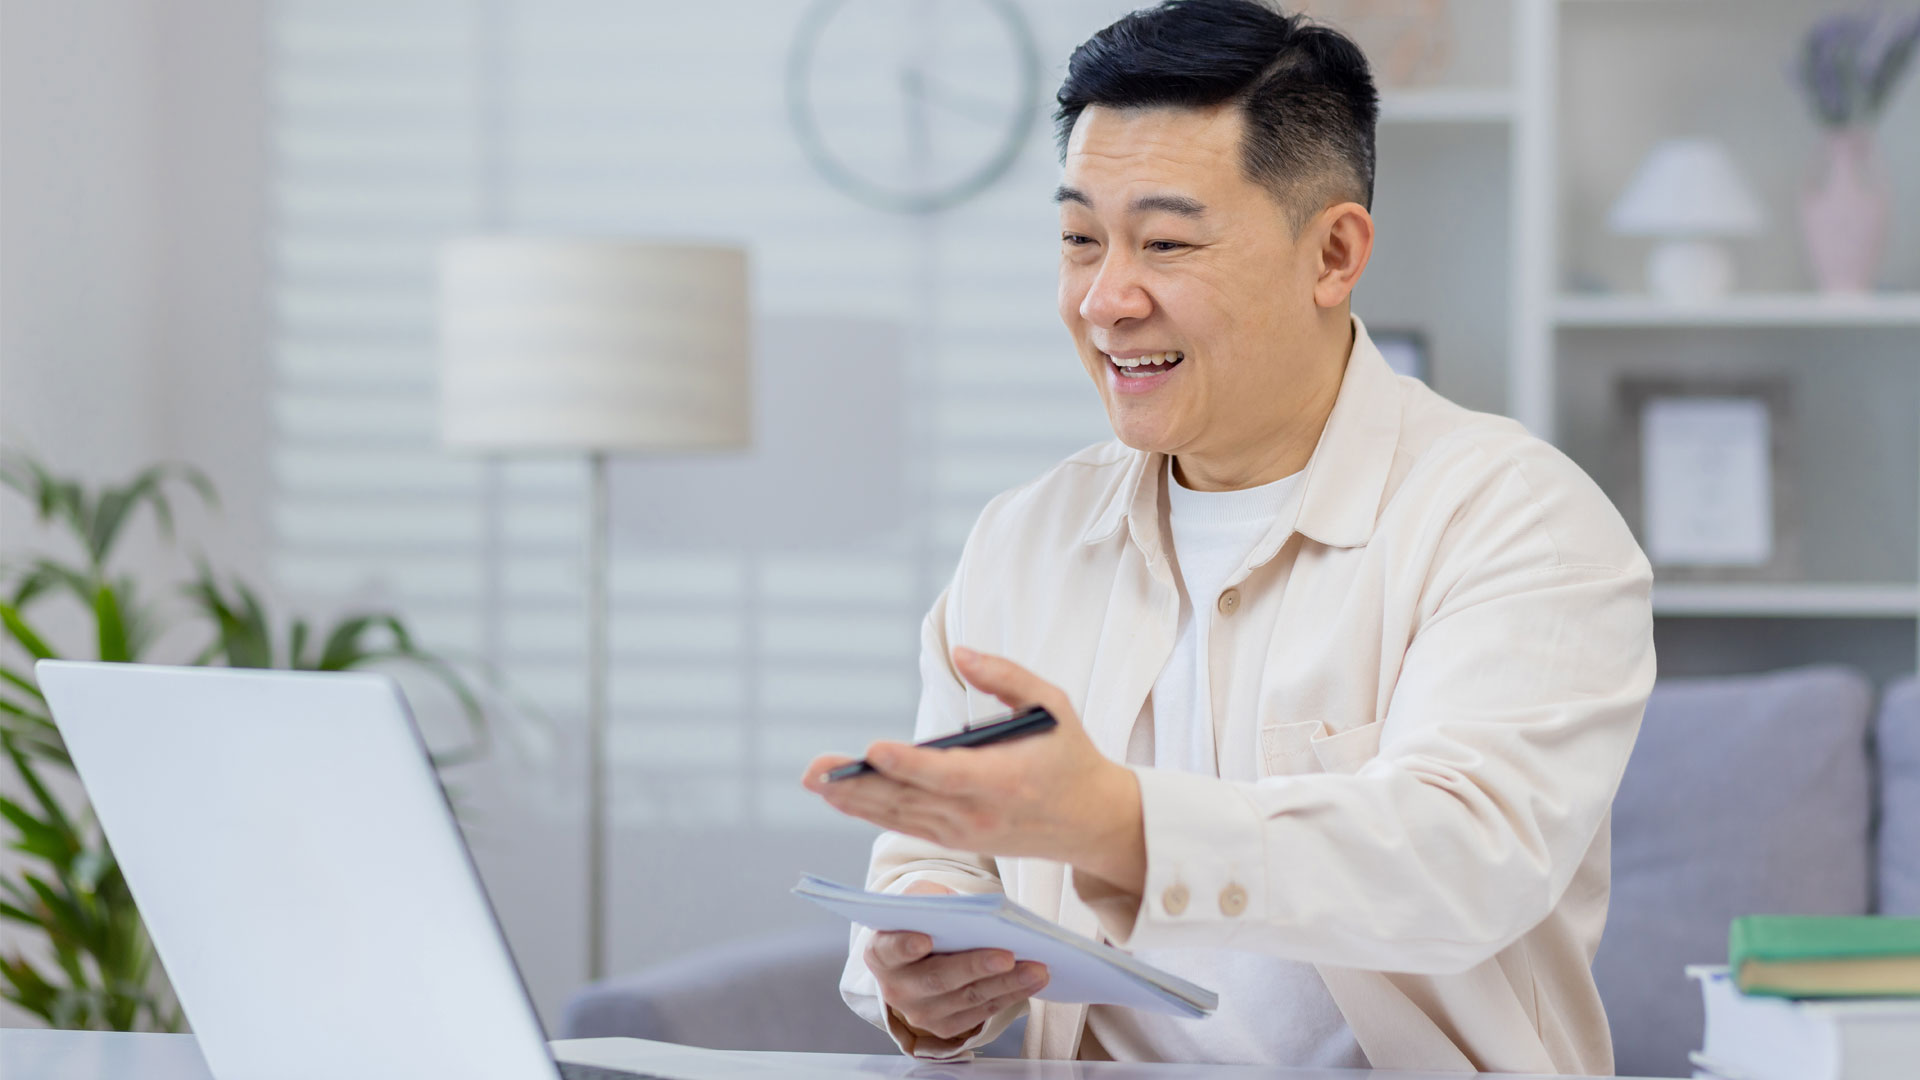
915, 71, 1020, 125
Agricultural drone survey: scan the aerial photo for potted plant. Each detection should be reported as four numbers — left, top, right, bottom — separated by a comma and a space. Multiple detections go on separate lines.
0, 451, 493, 1029
1793, 9, 1920, 293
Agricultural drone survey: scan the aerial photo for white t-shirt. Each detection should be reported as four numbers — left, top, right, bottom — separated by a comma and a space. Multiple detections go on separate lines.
1082, 459, 1368, 1068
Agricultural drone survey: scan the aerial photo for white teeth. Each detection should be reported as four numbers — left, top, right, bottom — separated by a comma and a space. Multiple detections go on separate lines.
1109, 351, 1184, 368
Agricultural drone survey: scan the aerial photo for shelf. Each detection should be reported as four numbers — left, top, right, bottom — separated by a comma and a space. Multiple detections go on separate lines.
1556, 293, 1920, 328
1652, 583, 1920, 619
1378, 88, 1513, 125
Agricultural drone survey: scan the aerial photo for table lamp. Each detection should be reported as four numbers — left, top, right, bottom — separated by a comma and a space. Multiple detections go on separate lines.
438, 237, 751, 979
1608, 138, 1766, 302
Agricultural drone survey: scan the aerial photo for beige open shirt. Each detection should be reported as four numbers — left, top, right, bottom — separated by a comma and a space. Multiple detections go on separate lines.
839, 317, 1656, 1074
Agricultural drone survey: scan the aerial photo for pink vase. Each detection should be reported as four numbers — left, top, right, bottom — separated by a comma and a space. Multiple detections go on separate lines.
1799, 129, 1891, 294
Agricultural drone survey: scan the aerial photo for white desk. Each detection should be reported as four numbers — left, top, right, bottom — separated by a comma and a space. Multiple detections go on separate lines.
0, 1028, 1652, 1079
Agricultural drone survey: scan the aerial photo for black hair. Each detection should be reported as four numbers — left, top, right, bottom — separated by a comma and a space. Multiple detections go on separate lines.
1054, 0, 1379, 230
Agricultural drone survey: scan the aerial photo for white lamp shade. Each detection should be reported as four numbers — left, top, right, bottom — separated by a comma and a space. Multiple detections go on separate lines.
1608, 138, 1766, 238
438, 238, 751, 453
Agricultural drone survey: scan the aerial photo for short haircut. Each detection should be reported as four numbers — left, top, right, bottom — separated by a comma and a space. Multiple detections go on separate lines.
1054, 0, 1379, 230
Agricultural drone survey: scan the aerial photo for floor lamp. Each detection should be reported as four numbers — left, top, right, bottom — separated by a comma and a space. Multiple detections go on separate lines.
437, 238, 751, 980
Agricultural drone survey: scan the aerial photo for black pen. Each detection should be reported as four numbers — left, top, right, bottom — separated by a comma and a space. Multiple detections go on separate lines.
823, 705, 1058, 781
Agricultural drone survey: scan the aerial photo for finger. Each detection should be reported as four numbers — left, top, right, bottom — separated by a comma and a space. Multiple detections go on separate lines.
862, 796, 978, 850
822, 794, 954, 846
814, 769, 922, 819
952, 647, 1055, 712
901, 948, 1017, 1001
864, 740, 978, 793
939, 986, 1044, 1039
901, 880, 955, 896
922, 961, 1047, 1016
813, 767, 927, 820
800, 753, 858, 792
926, 965, 1050, 1037
867, 930, 934, 970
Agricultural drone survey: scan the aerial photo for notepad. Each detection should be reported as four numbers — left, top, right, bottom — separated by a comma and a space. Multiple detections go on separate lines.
792, 875, 1218, 1018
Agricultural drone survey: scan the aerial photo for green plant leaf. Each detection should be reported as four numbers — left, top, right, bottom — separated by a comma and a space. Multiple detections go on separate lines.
8, 558, 93, 611
0, 899, 42, 925
0, 603, 59, 661
0, 952, 62, 1020
183, 568, 272, 669
93, 584, 131, 663
22, 874, 93, 952
82, 463, 217, 568
288, 618, 312, 670
0, 694, 54, 727
1, 452, 86, 540
315, 613, 413, 670
0, 665, 44, 702
3, 738, 79, 848
0, 796, 73, 866
71, 848, 112, 893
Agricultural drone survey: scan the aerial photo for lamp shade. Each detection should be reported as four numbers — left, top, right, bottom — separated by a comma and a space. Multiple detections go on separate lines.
1608, 138, 1766, 238
438, 238, 751, 453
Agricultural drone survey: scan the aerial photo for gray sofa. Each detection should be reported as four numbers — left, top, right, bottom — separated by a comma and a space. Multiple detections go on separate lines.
563, 667, 1920, 1077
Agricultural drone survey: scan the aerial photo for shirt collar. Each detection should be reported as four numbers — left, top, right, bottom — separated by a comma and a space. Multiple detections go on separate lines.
1079, 314, 1404, 553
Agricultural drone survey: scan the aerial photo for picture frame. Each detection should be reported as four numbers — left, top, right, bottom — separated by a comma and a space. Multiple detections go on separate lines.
1613, 376, 1797, 582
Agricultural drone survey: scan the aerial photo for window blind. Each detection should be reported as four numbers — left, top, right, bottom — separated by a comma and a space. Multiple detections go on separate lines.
269, 0, 1127, 1000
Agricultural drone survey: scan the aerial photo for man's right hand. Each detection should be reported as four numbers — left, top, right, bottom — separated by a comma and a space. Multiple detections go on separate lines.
865, 881, 1051, 1042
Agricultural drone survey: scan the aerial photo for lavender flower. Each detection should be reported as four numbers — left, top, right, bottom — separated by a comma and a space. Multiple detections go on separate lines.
1795, 8, 1920, 128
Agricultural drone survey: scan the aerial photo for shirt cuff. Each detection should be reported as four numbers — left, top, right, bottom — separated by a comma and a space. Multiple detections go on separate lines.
1086, 765, 1268, 949
883, 1005, 986, 1061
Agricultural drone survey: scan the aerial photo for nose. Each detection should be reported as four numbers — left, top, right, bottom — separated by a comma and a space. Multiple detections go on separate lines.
1079, 251, 1152, 328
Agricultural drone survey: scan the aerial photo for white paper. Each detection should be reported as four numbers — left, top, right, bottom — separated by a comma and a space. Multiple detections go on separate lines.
1642, 396, 1772, 567
794, 878, 1215, 1018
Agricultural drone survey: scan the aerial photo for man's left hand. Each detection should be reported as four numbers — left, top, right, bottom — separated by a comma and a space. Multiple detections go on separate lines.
801, 647, 1146, 893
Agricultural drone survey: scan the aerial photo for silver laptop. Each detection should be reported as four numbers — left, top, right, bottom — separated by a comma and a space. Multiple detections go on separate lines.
35, 661, 722, 1080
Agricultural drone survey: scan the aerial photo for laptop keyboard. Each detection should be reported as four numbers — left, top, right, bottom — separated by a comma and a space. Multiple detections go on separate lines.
556, 1061, 679, 1080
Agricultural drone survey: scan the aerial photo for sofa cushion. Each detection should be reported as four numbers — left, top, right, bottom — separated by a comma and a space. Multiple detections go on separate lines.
1593, 665, 1874, 1078
562, 926, 896, 1054
560, 923, 1024, 1057
1878, 675, 1920, 915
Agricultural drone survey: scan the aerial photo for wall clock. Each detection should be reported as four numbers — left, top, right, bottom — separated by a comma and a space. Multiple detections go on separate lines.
786, 0, 1041, 214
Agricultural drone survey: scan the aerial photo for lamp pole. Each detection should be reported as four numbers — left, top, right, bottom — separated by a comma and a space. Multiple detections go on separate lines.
586, 450, 611, 980
437, 238, 750, 985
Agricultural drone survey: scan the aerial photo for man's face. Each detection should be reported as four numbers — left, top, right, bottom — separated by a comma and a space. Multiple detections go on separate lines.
1057, 104, 1332, 459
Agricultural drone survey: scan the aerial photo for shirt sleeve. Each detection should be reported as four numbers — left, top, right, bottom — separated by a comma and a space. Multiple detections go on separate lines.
837, 582, 1028, 1059
1073, 467, 1656, 974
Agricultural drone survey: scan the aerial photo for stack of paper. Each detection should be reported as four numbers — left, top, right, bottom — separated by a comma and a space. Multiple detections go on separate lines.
1688, 966, 1920, 1080
792, 875, 1217, 1019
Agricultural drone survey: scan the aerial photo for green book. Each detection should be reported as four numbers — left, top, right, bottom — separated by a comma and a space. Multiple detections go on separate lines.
1729, 915, 1920, 998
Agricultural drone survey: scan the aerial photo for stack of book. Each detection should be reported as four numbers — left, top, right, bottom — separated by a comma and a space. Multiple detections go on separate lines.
1689, 915, 1920, 1080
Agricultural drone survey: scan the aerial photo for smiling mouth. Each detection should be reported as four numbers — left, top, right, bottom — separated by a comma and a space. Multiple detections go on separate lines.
1107, 351, 1185, 378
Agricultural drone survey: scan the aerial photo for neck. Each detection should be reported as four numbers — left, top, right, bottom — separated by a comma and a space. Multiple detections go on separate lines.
1172, 318, 1352, 492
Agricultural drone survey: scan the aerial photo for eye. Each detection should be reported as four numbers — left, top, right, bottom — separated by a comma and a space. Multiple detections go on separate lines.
1062, 233, 1096, 246
1147, 240, 1187, 253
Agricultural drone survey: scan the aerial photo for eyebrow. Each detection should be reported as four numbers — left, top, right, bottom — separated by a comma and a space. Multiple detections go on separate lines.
1053, 185, 1209, 218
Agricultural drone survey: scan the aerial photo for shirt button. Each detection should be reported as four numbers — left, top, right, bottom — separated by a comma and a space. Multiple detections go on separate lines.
1162, 883, 1190, 916
1219, 883, 1248, 917
1217, 588, 1241, 615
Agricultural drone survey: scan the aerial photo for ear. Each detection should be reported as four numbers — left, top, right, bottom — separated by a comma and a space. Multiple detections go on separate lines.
1311, 201, 1374, 309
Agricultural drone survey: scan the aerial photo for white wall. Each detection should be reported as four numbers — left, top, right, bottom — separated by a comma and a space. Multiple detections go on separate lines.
0, 0, 270, 1028
1, 0, 270, 601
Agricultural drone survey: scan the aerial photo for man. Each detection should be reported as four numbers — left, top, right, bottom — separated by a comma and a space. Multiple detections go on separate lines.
801, 0, 1654, 1072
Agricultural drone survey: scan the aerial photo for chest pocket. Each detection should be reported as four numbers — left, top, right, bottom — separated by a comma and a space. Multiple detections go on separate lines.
1259, 717, 1386, 777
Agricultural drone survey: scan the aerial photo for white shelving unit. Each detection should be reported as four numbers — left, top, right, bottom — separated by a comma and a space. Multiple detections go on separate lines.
1557, 292, 1920, 328
1362, 2, 1920, 673
1651, 583, 1920, 619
